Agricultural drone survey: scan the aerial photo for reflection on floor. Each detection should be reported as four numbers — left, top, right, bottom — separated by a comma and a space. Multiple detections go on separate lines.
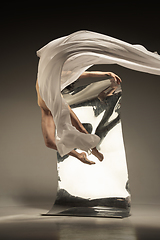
0, 204, 160, 240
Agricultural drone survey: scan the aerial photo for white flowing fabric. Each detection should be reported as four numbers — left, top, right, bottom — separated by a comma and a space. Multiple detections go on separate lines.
37, 30, 160, 157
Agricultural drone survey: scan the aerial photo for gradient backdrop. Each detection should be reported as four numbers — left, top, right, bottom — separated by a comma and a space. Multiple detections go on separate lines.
1, 4, 160, 208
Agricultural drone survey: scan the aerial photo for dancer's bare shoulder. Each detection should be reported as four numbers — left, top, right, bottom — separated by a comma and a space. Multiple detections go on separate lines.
36, 80, 50, 113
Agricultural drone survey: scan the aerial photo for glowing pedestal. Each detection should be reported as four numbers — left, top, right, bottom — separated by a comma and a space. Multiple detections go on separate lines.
44, 78, 131, 218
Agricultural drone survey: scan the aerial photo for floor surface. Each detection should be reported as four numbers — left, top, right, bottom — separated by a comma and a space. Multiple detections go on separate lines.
0, 204, 160, 240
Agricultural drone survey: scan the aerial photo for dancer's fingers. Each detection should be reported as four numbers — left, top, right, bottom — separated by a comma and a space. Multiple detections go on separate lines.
108, 72, 122, 85
116, 75, 122, 84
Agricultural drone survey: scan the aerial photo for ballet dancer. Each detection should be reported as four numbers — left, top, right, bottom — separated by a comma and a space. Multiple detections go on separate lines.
36, 71, 121, 165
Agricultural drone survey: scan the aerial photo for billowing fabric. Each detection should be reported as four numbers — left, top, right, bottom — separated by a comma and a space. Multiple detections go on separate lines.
37, 30, 160, 156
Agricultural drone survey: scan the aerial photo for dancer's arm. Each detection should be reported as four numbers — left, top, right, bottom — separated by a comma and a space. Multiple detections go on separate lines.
67, 71, 121, 133
79, 71, 122, 84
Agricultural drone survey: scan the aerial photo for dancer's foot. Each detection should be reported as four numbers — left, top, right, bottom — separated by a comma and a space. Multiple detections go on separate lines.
91, 147, 104, 162
78, 152, 95, 165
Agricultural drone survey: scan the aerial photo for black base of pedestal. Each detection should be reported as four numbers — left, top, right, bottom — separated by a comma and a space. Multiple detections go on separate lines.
42, 205, 130, 218
42, 189, 131, 218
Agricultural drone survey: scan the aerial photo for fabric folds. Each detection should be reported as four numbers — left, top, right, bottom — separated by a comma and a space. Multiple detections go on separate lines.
37, 30, 160, 156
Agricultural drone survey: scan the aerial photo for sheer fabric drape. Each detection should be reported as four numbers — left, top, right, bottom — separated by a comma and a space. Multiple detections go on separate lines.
37, 30, 160, 156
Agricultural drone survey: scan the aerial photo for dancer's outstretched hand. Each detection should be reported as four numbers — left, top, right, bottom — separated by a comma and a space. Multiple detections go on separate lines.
106, 72, 122, 85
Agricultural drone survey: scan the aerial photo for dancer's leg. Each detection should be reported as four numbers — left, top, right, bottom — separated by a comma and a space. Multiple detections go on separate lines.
37, 81, 96, 165
69, 105, 104, 161
41, 107, 95, 165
